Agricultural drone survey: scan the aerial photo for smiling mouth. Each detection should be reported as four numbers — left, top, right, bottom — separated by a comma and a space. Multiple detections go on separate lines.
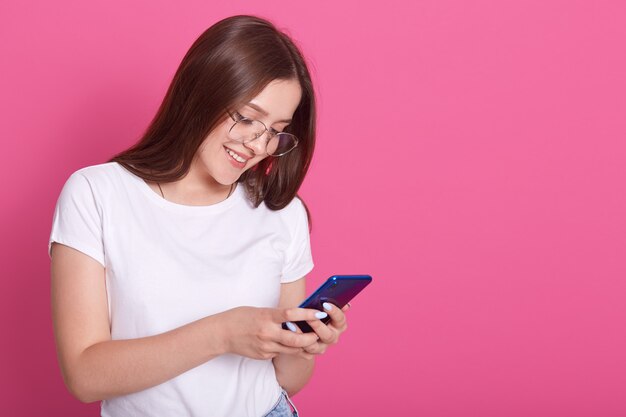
224, 146, 250, 168
226, 147, 247, 163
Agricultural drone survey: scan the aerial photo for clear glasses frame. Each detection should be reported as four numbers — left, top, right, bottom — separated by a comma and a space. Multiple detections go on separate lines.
227, 112, 299, 157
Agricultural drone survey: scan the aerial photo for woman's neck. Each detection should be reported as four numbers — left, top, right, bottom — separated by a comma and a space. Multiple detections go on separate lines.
151, 165, 235, 206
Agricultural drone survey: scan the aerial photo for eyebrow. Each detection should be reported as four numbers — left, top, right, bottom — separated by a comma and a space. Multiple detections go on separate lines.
246, 103, 292, 124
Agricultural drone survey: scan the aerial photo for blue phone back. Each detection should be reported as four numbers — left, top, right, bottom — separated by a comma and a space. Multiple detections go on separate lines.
293, 274, 372, 333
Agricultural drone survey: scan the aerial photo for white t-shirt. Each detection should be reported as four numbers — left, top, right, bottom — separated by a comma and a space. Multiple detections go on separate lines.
48, 162, 314, 417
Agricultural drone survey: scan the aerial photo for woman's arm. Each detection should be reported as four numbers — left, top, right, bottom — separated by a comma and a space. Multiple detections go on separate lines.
51, 243, 320, 403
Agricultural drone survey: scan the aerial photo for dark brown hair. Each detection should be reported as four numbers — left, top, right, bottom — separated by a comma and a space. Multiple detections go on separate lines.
109, 15, 316, 212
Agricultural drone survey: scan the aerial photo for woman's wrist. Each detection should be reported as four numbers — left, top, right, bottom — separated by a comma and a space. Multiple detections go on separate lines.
202, 312, 231, 357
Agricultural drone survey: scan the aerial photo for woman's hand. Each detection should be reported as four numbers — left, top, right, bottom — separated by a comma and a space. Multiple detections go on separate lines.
291, 303, 351, 359
220, 306, 322, 360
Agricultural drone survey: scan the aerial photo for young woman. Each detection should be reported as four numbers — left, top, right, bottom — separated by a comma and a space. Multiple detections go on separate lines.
49, 15, 349, 417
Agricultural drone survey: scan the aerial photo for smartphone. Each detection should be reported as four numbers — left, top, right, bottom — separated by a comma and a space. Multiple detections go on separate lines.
283, 274, 372, 333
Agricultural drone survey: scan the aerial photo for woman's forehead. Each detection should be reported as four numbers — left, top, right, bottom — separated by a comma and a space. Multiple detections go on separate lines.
246, 79, 302, 121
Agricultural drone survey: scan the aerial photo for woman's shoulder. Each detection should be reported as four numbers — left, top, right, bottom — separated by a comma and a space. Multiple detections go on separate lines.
71, 161, 121, 180
266, 195, 310, 232
60, 162, 128, 200
282, 195, 306, 216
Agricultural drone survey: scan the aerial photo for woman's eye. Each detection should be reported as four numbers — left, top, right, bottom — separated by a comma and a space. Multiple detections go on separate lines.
235, 112, 255, 124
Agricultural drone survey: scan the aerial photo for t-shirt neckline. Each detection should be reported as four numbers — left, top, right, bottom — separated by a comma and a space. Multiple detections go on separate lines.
114, 162, 243, 215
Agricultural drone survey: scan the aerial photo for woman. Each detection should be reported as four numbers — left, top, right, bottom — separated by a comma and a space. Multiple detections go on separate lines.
49, 15, 349, 417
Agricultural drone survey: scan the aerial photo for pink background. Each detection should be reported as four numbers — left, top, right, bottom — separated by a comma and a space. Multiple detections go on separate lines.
1, 0, 625, 415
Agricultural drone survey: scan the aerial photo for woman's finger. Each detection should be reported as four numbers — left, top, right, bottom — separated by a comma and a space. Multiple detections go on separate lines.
261, 341, 304, 357
305, 319, 335, 344
322, 302, 347, 331
276, 327, 320, 348
303, 341, 327, 355
297, 350, 316, 360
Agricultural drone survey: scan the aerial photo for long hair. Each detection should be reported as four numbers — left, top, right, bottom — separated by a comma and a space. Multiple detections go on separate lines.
109, 15, 316, 213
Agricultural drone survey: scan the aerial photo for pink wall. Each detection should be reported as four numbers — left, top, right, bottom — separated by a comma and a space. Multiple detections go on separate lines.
2, 0, 625, 415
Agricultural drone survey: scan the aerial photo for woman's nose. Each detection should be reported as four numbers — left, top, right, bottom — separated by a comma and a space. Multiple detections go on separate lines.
244, 131, 270, 155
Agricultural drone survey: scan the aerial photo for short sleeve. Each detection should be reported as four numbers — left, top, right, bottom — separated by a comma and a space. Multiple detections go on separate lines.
48, 172, 105, 267
281, 198, 314, 283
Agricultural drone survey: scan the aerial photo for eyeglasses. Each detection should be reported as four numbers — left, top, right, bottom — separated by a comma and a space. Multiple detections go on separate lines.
227, 111, 299, 157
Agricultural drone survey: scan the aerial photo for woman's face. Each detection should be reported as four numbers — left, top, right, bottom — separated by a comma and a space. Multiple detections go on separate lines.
195, 78, 303, 186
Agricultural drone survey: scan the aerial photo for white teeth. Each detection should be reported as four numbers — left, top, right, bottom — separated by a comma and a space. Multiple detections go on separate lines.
226, 148, 246, 163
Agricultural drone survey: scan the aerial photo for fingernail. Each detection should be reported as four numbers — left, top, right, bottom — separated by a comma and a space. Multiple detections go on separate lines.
285, 322, 298, 332
315, 311, 328, 319
323, 302, 333, 311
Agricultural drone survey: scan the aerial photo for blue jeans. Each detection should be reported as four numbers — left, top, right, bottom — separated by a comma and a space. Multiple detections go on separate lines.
263, 389, 299, 417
